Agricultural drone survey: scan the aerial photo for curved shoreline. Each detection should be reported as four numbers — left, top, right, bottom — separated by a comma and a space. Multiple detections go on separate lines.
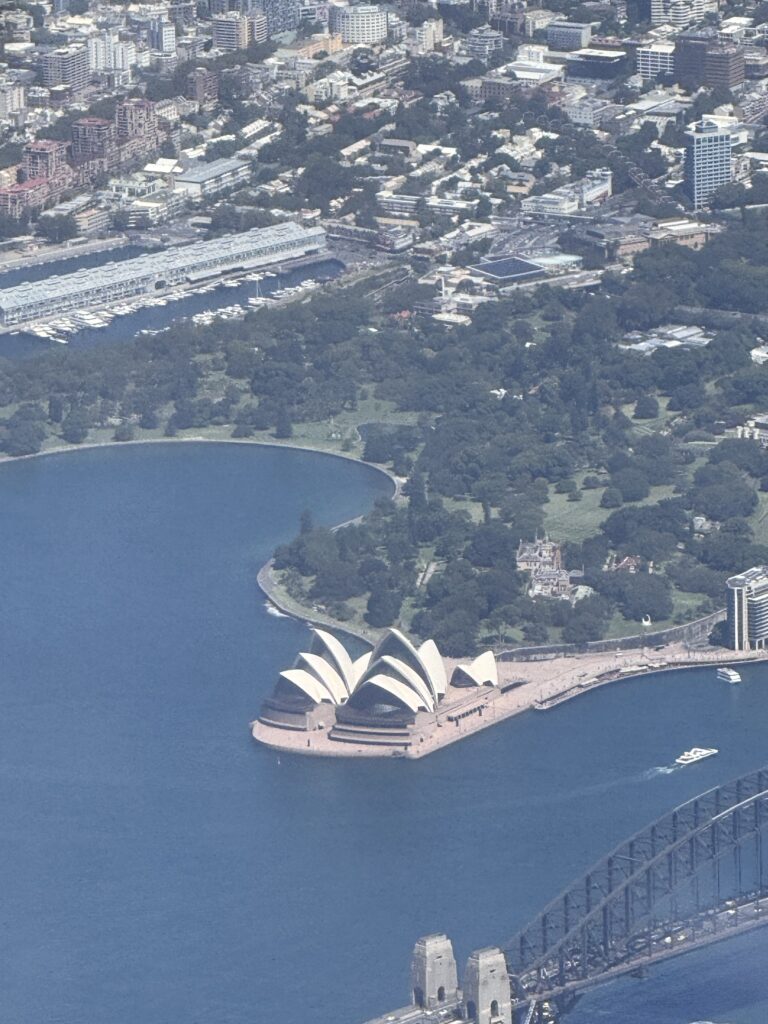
0, 434, 398, 645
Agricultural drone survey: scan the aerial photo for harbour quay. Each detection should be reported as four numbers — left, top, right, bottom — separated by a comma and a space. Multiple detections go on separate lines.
0, 223, 327, 328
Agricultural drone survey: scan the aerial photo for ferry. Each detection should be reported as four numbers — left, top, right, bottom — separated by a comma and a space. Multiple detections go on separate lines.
717, 667, 741, 684
676, 747, 718, 766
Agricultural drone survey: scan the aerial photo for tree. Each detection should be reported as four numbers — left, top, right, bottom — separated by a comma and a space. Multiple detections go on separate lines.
600, 487, 623, 509
61, 409, 90, 444
3, 419, 45, 456
611, 467, 650, 503
113, 423, 134, 442
633, 395, 659, 419
37, 214, 78, 244
365, 587, 403, 627
274, 407, 293, 439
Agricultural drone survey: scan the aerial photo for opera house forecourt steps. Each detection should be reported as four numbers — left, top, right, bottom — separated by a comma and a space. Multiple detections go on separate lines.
251, 627, 522, 759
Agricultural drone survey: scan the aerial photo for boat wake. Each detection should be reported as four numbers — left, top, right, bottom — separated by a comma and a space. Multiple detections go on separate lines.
644, 765, 679, 777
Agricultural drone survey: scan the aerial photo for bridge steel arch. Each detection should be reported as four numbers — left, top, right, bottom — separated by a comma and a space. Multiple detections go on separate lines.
503, 768, 768, 1017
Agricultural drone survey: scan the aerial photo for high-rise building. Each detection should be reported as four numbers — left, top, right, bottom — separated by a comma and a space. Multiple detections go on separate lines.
684, 118, 732, 209
22, 139, 69, 179
636, 41, 675, 80
675, 31, 711, 87
41, 44, 90, 93
212, 12, 251, 49
0, 79, 26, 118
464, 24, 505, 61
249, 11, 269, 42
170, 0, 197, 27
546, 21, 592, 51
650, 0, 717, 27
71, 117, 117, 161
704, 44, 745, 90
149, 17, 177, 54
328, 3, 388, 43
116, 97, 157, 138
186, 66, 219, 104
726, 566, 768, 650
255, 0, 300, 32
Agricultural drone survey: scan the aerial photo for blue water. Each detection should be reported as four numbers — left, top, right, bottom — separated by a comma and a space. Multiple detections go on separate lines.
0, 258, 343, 360
1, 442, 768, 1024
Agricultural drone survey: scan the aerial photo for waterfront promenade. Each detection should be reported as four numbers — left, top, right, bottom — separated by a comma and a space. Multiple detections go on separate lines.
252, 642, 767, 759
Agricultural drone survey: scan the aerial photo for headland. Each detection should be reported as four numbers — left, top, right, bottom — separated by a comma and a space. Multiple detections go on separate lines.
251, 631, 767, 760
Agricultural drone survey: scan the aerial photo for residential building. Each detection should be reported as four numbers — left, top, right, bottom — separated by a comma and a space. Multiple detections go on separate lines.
524, 9, 557, 35
71, 117, 117, 162
186, 67, 219, 104
255, 0, 301, 33
249, 12, 269, 42
116, 98, 157, 139
149, 17, 177, 54
329, 4, 388, 44
521, 168, 613, 215
636, 42, 675, 80
651, 0, 717, 28
464, 25, 504, 61
546, 21, 592, 50
726, 566, 768, 650
212, 12, 251, 50
0, 79, 26, 119
22, 139, 68, 180
684, 118, 732, 209
41, 44, 90, 93
0, 179, 49, 217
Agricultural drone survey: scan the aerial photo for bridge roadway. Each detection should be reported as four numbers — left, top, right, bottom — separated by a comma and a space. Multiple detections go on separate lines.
365, 894, 768, 1024
363, 768, 768, 1024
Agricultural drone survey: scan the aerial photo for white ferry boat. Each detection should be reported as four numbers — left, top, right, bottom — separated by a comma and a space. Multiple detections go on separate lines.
717, 667, 741, 684
676, 747, 718, 766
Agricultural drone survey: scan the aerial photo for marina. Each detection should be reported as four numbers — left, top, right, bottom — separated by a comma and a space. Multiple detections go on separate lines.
0, 224, 327, 328
1, 254, 342, 356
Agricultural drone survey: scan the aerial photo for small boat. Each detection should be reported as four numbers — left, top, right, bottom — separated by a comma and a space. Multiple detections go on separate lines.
717, 667, 741, 684
676, 747, 718, 766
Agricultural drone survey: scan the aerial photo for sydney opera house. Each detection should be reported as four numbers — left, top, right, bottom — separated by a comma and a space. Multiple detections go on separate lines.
252, 627, 509, 758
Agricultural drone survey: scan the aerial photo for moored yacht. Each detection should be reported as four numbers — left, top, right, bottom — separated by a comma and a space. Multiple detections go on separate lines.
717, 667, 741, 684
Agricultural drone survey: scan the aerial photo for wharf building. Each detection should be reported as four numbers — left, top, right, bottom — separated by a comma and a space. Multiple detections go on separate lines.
254, 627, 510, 755
0, 223, 326, 327
726, 566, 768, 651
684, 119, 732, 209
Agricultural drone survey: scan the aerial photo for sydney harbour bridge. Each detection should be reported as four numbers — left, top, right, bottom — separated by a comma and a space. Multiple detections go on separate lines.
367, 767, 768, 1024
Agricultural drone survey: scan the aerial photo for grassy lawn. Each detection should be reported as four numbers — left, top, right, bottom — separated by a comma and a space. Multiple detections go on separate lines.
543, 475, 679, 544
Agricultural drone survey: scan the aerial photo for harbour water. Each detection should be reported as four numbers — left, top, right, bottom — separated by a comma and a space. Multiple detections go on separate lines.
0, 247, 344, 359
1, 441, 768, 1024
